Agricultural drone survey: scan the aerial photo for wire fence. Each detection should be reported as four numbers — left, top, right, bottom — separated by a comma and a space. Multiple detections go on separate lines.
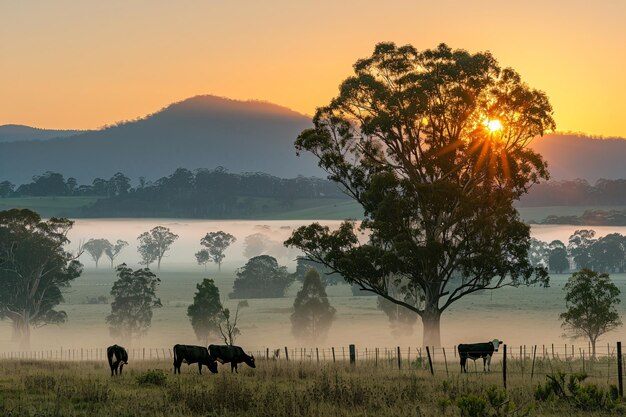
1, 342, 624, 393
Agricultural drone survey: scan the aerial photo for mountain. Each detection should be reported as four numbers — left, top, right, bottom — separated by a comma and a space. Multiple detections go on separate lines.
0, 125, 85, 143
0, 96, 318, 184
1, 96, 625, 185
529, 134, 626, 183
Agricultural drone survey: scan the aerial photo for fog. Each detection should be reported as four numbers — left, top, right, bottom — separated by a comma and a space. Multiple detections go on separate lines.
2, 220, 626, 356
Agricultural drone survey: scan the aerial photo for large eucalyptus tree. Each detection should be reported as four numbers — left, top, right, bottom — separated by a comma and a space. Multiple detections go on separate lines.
286, 43, 554, 346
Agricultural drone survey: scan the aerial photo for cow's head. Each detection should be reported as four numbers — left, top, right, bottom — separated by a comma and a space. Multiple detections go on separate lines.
245, 354, 256, 368
492, 339, 503, 352
207, 359, 218, 374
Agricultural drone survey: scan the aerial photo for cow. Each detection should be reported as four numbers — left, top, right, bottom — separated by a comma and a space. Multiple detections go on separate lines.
208, 344, 256, 373
107, 344, 128, 376
173, 344, 218, 374
457, 339, 503, 373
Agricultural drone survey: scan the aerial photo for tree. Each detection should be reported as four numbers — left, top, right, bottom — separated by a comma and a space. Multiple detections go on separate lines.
560, 269, 621, 356
291, 269, 336, 344
187, 279, 224, 344
243, 233, 270, 258
0, 209, 83, 348
589, 233, 625, 273
195, 249, 211, 271
104, 240, 129, 268
285, 42, 554, 346
83, 238, 112, 268
106, 264, 162, 342
295, 257, 344, 287
199, 231, 236, 271
377, 277, 421, 338
137, 226, 179, 270
0, 181, 14, 198
528, 238, 549, 268
568, 229, 596, 270
230, 255, 294, 299
218, 301, 247, 345
548, 240, 569, 274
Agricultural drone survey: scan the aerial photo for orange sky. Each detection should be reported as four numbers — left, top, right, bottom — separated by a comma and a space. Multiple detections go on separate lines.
1, 0, 624, 137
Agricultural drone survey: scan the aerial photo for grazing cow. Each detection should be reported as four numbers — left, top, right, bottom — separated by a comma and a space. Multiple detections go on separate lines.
209, 344, 256, 373
173, 344, 218, 374
458, 339, 503, 372
107, 344, 128, 376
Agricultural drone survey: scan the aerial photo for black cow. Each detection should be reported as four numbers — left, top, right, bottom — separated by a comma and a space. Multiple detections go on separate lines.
458, 339, 503, 372
173, 344, 218, 374
107, 344, 128, 376
209, 344, 256, 373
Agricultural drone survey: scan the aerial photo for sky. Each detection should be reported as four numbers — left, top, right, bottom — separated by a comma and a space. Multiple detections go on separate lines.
1, 0, 625, 137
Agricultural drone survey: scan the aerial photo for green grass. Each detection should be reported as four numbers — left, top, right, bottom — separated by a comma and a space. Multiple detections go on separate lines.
0, 197, 101, 217
0, 358, 622, 416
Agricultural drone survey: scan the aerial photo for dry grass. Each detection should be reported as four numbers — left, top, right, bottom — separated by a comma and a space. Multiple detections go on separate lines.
0, 357, 623, 417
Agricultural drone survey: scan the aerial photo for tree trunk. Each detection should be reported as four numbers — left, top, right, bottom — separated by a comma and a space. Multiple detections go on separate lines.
19, 311, 31, 351
591, 337, 597, 357
422, 309, 441, 348
157, 257, 161, 271
218, 261, 221, 272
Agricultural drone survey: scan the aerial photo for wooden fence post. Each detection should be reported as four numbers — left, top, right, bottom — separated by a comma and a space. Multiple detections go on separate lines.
397, 346, 401, 370
332, 347, 335, 363
503, 344, 507, 389
349, 344, 356, 365
316, 348, 319, 363
617, 341, 623, 397
284, 346, 289, 361
531, 345, 537, 380
425, 346, 434, 375
443, 347, 449, 377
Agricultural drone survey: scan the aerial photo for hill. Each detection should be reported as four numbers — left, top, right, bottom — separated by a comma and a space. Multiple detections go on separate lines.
0, 96, 318, 183
2, 96, 625, 185
529, 133, 626, 183
0, 124, 85, 143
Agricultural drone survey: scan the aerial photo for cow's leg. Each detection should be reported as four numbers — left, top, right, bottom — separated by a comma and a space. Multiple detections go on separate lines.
119, 363, 124, 375
231, 362, 238, 373
460, 357, 466, 373
486, 355, 492, 372
198, 363, 202, 374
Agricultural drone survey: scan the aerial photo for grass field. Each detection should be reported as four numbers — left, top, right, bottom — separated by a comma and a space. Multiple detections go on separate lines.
0, 356, 623, 417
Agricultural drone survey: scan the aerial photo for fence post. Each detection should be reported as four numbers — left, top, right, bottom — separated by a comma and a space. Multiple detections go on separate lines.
425, 346, 434, 375
443, 347, 449, 377
349, 344, 356, 365
531, 345, 537, 380
316, 348, 319, 363
397, 346, 401, 370
284, 346, 289, 361
503, 344, 507, 389
332, 347, 335, 363
375, 348, 378, 367
617, 341, 623, 397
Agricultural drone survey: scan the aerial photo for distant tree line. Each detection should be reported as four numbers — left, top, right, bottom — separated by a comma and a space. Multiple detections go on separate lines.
529, 230, 626, 273
539, 209, 626, 226
519, 178, 626, 207
0, 168, 348, 218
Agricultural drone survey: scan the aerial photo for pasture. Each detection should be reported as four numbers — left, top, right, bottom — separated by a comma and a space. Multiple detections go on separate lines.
0, 355, 623, 417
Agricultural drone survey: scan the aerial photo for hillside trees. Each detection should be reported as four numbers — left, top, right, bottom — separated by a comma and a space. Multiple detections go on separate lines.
560, 269, 621, 356
137, 226, 179, 270
286, 42, 555, 346
106, 264, 162, 342
0, 209, 83, 348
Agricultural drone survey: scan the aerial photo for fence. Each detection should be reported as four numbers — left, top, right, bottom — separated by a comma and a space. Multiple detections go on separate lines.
1, 341, 623, 395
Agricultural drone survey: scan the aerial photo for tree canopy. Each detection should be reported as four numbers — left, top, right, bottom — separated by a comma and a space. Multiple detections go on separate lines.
291, 269, 336, 344
199, 231, 237, 271
137, 226, 179, 270
187, 278, 223, 343
230, 255, 294, 299
560, 269, 621, 356
0, 209, 82, 348
286, 42, 554, 346
106, 264, 162, 342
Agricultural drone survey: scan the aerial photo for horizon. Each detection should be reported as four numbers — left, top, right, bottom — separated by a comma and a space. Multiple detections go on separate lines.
1, 0, 625, 137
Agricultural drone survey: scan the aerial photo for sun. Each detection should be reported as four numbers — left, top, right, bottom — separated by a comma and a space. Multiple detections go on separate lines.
487, 119, 503, 132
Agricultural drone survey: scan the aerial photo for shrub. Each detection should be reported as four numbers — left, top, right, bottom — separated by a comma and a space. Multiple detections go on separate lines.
136, 369, 167, 386
534, 372, 619, 411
